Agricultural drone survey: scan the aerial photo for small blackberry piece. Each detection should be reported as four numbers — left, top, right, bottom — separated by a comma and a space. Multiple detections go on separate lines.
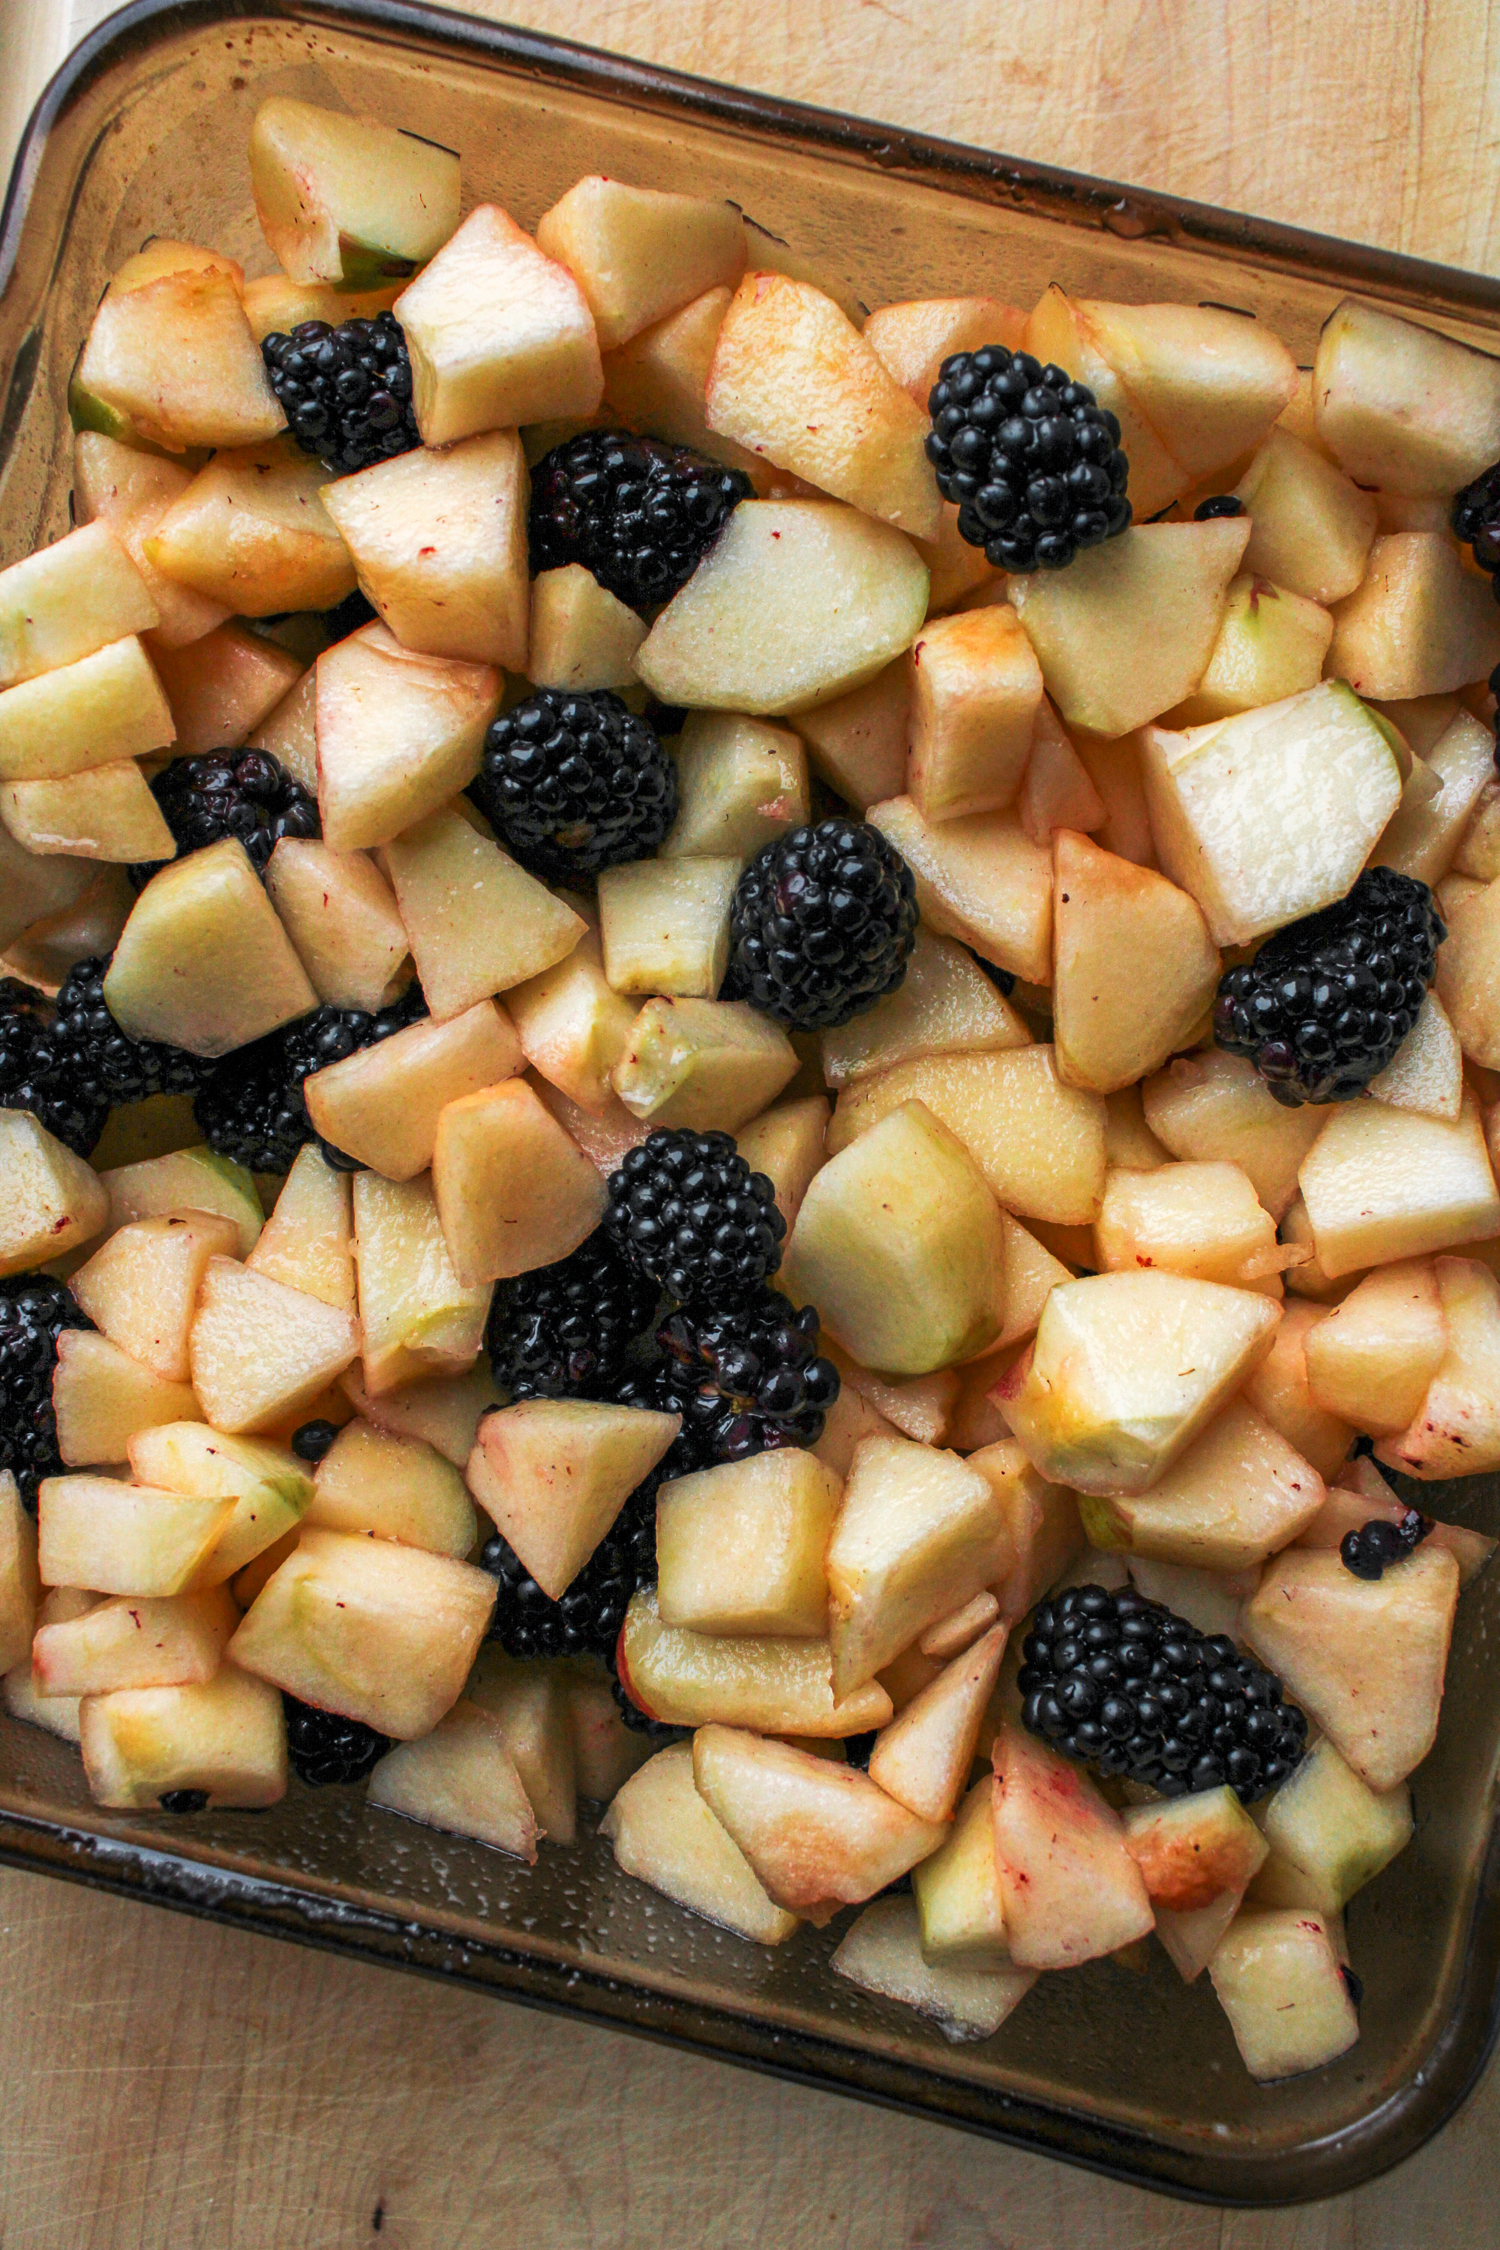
158, 1790, 210, 1813
604, 1129, 785, 1306
1340, 1509, 1433, 1582
842, 1732, 877, 1772
323, 587, 378, 642
0, 977, 109, 1156
486, 1227, 657, 1400
0, 1274, 94, 1513
132, 748, 320, 887
724, 820, 918, 1032
194, 984, 426, 1174
1194, 493, 1245, 520
290, 1419, 340, 1465
926, 346, 1131, 573
283, 1693, 391, 1787
50, 956, 205, 1107
1215, 868, 1445, 1106
652, 1285, 840, 1462
610, 1661, 684, 1745
1019, 1583, 1308, 1803
529, 430, 753, 612
468, 687, 677, 886
262, 313, 420, 477
1453, 460, 1500, 575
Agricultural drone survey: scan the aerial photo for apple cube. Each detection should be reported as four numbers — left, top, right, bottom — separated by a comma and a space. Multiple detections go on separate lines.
504, 925, 635, 1115
0, 760, 174, 864
1009, 520, 1250, 738
394, 204, 603, 446
0, 1474, 39, 1676
600, 1741, 798, 1944
528, 565, 645, 691
100, 1143, 262, 1256
616, 1587, 890, 1734
994, 1269, 1280, 1496
352, 1169, 491, 1394
340, 1360, 499, 1467
366, 1699, 537, 1861
302, 1001, 519, 1185
1302, 1259, 1446, 1433
38, 1474, 235, 1598
383, 804, 583, 1019
919, 1591, 1002, 1661
320, 430, 529, 668
146, 441, 354, 616
70, 1211, 239, 1382
867, 797, 1052, 982
1256, 1737, 1413, 1914
1233, 428, 1378, 605
229, 1525, 493, 1737
72, 433, 230, 648
314, 623, 501, 851
692, 1725, 945, 1918
0, 636, 174, 784
1314, 298, 1500, 496
1239, 1299, 1354, 1480
189, 1257, 359, 1434
596, 856, 738, 997
308, 1419, 476, 1556
1075, 298, 1297, 481
0, 818, 95, 951
1169, 573, 1334, 727
1245, 1544, 1458, 1790
1208, 1908, 1359, 2081
832, 1896, 1035, 2041
1329, 534, 1500, 701
1073, 732, 1158, 869
867, 1623, 1007, 1824
1021, 287, 1186, 518
263, 839, 409, 1018
51, 1329, 202, 1467
1142, 1049, 1328, 1222
70, 267, 283, 452
634, 500, 929, 716
103, 838, 316, 1056
1052, 830, 1219, 1095
820, 927, 1028, 1089
249, 96, 459, 289
811, 1384, 902, 1478
612, 996, 798, 1132
1375, 709, 1494, 887
536, 177, 745, 350
562, 1661, 651, 1799
0, 1109, 106, 1278
466, 1397, 680, 1599
864, 297, 1025, 410
1080, 1397, 1325, 1571
1300, 1091, 1500, 1277
1121, 1785, 1268, 1914
241, 275, 403, 340
823, 1345, 957, 1446
990, 1720, 1155, 1969
1436, 876, 1500, 1068
911, 1777, 1008, 1965
656, 1448, 839, 1637
149, 623, 302, 756
1377, 1254, 1500, 1477
1366, 993, 1463, 1122
1141, 682, 1403, 945
466, 1654, 578, 1843
725, 1095, 828, 1234
791, 660, 910, 810
662, 711, 809, 862
601, 284, 765, 475
1015, 699, 1107, 848
126, 1423, 313, 1584
1094, 1160, 1283, 1294
34, 1585, 236, 1698
432, 1077, 606, 1286
904, 605, 1043, 824
0, 522, 158, 687
79, 1664, 287, 1810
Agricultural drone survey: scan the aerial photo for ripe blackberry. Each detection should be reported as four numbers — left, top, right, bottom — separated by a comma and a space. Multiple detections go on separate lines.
479, 1485, 662, 1662
529, 430, 753, 612
262, 313, 420, 476
1019, 1583, 1307, 1803
194, 984, 426, 1174
158, 1790, 210, 1813
290, 1419, 340, 1465
132, 748, 320, 887
926, 347, 1131, 572
724, 820, 918, 1032
1193, 493, 1245, 520
0, 1275, 94, 1514
282, 1694, 390, 1787
486, 1228, 657, 1400
468, 687, 677, 886
0, 977, 109, 1156
323, 587, 377, 642
652, 1286, 840, 1462
610, 1661, 684, 1746
1214, 868, 1445, 1105
50, 956, 205, 1106
1341, 1509, 1433, 1582
1452, 460, 1500, 575
604, 1128, 785, 1306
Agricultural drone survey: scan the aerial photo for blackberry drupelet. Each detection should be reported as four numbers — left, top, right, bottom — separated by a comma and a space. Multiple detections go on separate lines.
486, 1227, 657, 1400
652, 1286, 840, 1462
50, 956, 205, 1107
1194, 493, 1245, 520
610, 1661, 684, 1745
322, 587, 378, 642
1452, 459, 1500, 575
0, 977, 109, 1156
282, 1694, 391, 1787
0, 1274, 94, 1513
1019, 1583, 1307, 1803
529, 430, 753, 612
926, 346, 1131, 573
604, 1129, 785, 1306
194, 984, 426, 1174
158, 1790, 211, 1813
261, 313, 420, 476
724, 820, 918, 1032
1214, 868, 1445, 1105
132, 748, 320, 887
290, 1419, 340, 1465
468, 687, 678, 886
1341, 1509, 1433, 1581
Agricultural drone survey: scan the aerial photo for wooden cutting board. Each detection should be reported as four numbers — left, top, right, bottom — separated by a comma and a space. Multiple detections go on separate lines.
2, 4, 1499, 2244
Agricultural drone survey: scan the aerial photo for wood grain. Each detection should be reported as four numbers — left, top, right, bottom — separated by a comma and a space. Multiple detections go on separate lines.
4, 2, 1500, 2244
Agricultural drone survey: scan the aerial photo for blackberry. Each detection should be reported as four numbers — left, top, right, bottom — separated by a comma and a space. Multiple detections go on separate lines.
1214, 868, 1446, 1105
290, 1419, 340, 1465
529, 430, 753, 612
0, 977, 109, 1156
724, 820, 918, 1032
926, 347, 1131, 573
479, 1482, 663, 1663
282, 1693, 390, 1787
1452, 460, 1500, 576
158, 1790, 210, 1813
486, 1228, 657, 1401
604, 1129, 785, 1306
1193, 493, 1245, 520
652, 1285, 840, 1462
322, 587, 378, 642
610, 1663, 684, 1746
0, 1274, 94, 1513
1019, 1583, 1307, 1803
468, 687, 677, 886
1341, 1509, 1432, 1582
50, 957, 205, 1106
262, 313, 420, 477
194, 984, 426, 1174
132, 748, 320, 887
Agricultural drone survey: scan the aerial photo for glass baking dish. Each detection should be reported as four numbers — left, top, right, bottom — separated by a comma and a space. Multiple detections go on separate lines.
3, 0, 1500, 2205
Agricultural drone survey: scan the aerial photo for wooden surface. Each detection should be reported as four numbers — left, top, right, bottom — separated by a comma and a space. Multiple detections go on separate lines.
5, 2, 1500, 2244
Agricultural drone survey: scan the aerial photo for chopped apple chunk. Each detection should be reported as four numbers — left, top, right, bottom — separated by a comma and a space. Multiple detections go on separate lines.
1168, 573, 1334, 727
1254, 1737, 1413, 1915
39, 1475, 234, 1599
821, 927, 1028, 1087
466, 1399, 680, 1600
303, 1000, 520, 1183
597, 856, 738, 997
536, 177, 746, 351
905, 605, 1043, 823
1, 761, 175, 864
126, 1424, 312, 1585
366, 1699, 538, 1862
70, 1211, 240, 1382
1052, 830, 1219, 1094
72, 433, 230, 648
71, 266, 283, 453
1121, 1786, 1268, 1914
309, 1420, 477, 1556
868, 1623, 1007, 1824
1208, 1909, 1359, 2081
863, 296, 1025, 409
315, 623, 502, 852
1142, 1049, 1329, 1222
146, 441, 355, 616
353, 1169, 491, 1394
990, 1720, 1155, 1969
662, 711, 809, 862
0, 522, 158, 687
80, 1665, 287, 1811
1377, 1255, 1500, 1478
150, 623, 302, 756
792, 661, 910, 810
1240, 1299, 1354, 1481
1328, 534, 1500, 701
34, 1586, 237, 1698
0, 1111, 108, 1276
432, 1077, 606, 1286
656, 1449, 839, 1637
249, 96, 460, 290
601, 285, 763, 475
833, 1896, 1036, 2041
612, 996, 798, 1132
600, 1741, 798, 1944
385, 804, 583, 1019
104, 838, 317, 1056
1233, 428, 1377, 606
527, 566, 645, 692
1094, 1160, 1284, 1294
264, 838, 410, 1015
1302, 1259, 1447, 1433
0, 636, 174, 783
189, 1258, 359, 1435
1314, 298, 1500, 496
1299, 1091, 1500, 1277
1079, 1397, 1324, 1570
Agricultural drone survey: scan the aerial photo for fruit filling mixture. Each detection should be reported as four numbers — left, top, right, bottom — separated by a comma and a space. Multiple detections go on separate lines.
5, 95, 1500, 2088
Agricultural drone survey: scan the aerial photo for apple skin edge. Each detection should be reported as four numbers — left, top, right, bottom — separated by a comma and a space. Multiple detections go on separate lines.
613, 1615, 661, 1724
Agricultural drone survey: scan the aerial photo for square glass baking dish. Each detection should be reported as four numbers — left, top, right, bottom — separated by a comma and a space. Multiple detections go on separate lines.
4, 0, 1500, 2206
